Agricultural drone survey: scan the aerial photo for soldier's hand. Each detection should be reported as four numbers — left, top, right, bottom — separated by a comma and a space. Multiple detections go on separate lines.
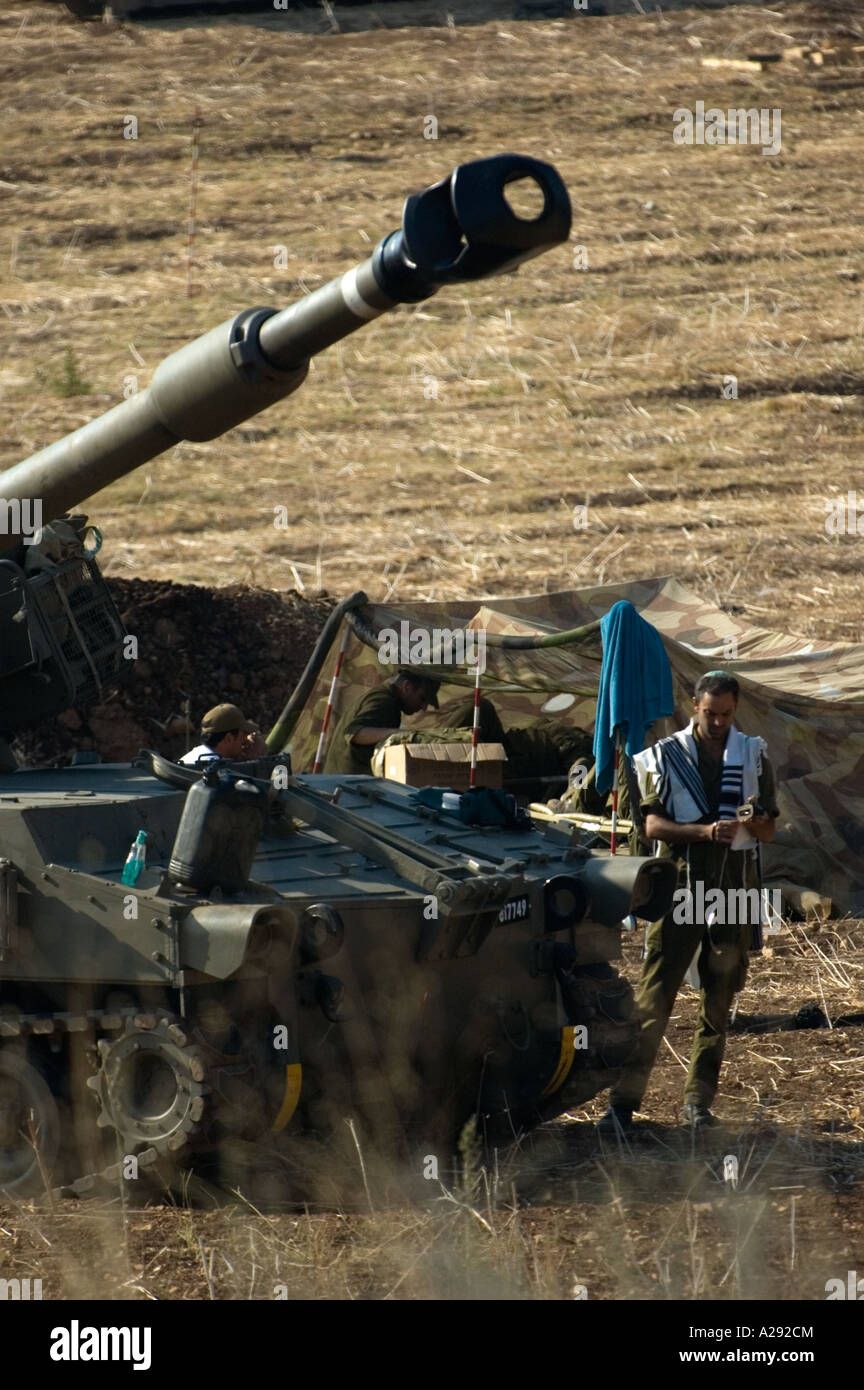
243, 730, 269, 758
712, 818, 737, 844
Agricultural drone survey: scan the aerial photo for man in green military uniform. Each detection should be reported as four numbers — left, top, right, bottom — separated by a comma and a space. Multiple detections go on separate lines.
597, 670, 779, 1132
327, 670, 514, 775
324, 670, 441, 775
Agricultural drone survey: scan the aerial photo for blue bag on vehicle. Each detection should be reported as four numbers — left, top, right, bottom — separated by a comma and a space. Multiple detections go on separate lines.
412, 785, 532, 831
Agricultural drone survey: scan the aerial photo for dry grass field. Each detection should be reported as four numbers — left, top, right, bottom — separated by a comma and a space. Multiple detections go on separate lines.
2, 0, 863, 638
2, 0, 864, 1303
3, 919, 864, 1301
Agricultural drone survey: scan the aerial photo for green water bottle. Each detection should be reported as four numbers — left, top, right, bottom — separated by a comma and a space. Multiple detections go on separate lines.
121, 830, 147, 887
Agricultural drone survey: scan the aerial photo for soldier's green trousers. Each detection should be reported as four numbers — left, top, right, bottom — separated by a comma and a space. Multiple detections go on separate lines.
610, 912, 749, 1111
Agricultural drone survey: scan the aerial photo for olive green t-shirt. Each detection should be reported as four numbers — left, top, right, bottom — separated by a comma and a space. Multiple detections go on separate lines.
325, 684, 403, 775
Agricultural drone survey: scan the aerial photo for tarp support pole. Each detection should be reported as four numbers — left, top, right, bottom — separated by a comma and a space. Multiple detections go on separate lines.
267, 590, 368, 752
609, 741, 620, 854
469, 663, 482, 789
312, 623, 351, 773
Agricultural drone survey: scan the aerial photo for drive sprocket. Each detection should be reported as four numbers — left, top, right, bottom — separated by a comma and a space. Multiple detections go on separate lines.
86, 1013, 207, 1160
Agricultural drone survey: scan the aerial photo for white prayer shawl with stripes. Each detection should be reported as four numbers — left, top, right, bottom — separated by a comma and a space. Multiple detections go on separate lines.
633, 721, 765, 850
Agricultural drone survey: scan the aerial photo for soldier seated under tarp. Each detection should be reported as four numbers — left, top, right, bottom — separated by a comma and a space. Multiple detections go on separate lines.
326, 671, 444, 776
328, 670, 521, 776
433, 692, 593, 787
327, 671, 593, 790
371, 717, 593, 793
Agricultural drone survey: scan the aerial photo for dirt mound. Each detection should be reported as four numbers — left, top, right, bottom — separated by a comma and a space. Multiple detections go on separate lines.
13, 579, 335, 767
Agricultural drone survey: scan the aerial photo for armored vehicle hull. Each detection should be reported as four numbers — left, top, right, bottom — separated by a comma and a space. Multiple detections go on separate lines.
0, 757, 675, 1196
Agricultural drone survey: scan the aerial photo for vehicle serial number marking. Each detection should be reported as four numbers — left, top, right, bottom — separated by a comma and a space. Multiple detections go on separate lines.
498, 895, 530, 924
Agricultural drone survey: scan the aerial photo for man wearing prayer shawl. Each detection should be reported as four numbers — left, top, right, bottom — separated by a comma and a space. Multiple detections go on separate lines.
597, 670, 779, 1133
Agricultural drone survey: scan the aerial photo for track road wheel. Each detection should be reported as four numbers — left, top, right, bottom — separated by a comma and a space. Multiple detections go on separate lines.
0, 1050, 60, 1196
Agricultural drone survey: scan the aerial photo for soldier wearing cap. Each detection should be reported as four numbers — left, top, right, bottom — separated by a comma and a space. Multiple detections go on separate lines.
328, 670, 442, 776
328, 670, 512, 776
180, 703, 268, 766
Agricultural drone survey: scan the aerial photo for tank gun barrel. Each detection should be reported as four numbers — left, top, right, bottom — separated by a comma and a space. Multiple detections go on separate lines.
0, 154, 570, 554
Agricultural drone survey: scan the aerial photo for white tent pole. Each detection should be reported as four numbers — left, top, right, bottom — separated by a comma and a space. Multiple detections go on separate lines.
609, 732, 621, 854
469, 663, 482, 788
312, 624, 351, 773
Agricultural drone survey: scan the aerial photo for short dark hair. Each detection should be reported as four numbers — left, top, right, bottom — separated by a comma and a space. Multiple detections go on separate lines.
208, 727, 239, 747
694, 670, 739, 701
394, 670, 439, 708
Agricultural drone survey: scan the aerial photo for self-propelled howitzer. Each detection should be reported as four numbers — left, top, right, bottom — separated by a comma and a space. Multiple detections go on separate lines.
0, 157, 676, 1200
0, 155, 570, 757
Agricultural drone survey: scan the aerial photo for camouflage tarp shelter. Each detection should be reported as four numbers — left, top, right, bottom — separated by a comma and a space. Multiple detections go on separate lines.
289, 577, 864, 914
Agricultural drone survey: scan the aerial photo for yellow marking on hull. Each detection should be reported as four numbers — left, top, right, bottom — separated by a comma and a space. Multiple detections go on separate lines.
272, 1063, 302, 1132
540, 1026, 576, 1098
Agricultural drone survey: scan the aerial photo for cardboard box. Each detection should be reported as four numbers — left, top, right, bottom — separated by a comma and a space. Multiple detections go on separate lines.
380, 742, 507, 790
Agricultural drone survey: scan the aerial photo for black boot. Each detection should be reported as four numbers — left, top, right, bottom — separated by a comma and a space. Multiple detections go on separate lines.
682, 1100, 717, 1128
596, 1105, 635, 1135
